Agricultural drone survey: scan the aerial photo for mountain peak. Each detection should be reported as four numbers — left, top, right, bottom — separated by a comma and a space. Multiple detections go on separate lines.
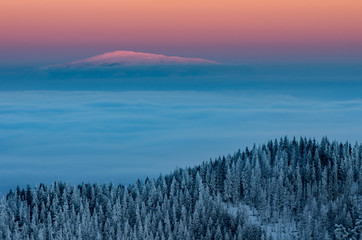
57, 51, 218, 68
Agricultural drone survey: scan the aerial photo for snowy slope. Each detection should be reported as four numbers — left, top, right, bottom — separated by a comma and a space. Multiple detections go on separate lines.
54, 50, 218, 68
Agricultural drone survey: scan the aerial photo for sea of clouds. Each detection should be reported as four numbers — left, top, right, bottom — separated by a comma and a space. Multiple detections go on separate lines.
0, 90, 361, 193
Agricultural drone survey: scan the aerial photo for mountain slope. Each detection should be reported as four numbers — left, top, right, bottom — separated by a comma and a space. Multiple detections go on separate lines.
2, 137, 361, 239
53, 50, 218, 68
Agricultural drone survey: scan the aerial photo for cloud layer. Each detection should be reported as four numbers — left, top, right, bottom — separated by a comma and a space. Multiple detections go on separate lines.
0, 91, 361, 193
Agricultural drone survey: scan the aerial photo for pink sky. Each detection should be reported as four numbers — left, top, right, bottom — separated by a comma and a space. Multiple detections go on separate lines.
1, 0, 362, 63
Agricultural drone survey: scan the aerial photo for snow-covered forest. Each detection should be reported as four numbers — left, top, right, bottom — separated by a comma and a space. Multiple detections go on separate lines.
1, 137, 362, 239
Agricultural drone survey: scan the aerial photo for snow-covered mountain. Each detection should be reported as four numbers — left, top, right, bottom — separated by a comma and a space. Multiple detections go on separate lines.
53, 51, 218, 68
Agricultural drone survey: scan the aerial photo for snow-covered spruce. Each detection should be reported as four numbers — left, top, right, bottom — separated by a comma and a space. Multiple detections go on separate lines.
1, 137, 362, 239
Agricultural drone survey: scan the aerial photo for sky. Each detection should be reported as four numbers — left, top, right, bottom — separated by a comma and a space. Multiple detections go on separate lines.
1, 0, 362, 64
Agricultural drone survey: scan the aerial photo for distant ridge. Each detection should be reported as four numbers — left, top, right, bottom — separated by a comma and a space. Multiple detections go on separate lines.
51, 50, 218, 68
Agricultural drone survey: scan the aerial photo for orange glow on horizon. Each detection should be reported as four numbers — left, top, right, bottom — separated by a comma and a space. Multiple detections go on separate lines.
1, 0, 362, 49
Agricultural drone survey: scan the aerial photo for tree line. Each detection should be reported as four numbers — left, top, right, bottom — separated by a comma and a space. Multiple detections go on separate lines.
1, 137, 361, 239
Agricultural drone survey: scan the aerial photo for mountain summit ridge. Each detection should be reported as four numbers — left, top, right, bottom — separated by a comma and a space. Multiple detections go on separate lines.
53, 50, 218, 68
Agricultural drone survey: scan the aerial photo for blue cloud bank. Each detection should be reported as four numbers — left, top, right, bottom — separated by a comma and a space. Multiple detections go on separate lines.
0, 90, 361, 193
0, 62, 361, 193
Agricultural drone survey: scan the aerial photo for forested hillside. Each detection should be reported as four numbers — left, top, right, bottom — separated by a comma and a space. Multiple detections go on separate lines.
1, 137, 362, 239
